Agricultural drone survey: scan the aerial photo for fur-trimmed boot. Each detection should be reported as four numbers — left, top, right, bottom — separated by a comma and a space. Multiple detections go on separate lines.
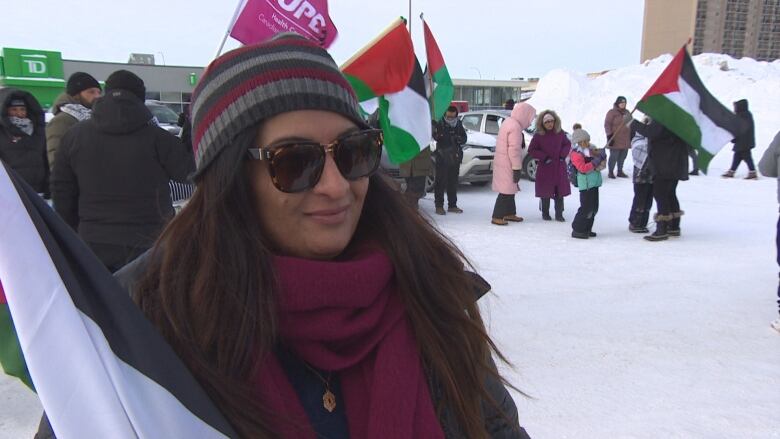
644, 214, 672, 241
668, 211, 684, 237
722, 169, 735, 178
745, 171, 758, 180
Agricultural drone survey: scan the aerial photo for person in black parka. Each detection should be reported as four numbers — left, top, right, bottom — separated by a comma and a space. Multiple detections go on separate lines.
51, 70, 194, 272
632, 118, 688, 241
0, 88, 49, 196
722, 99, 757, 179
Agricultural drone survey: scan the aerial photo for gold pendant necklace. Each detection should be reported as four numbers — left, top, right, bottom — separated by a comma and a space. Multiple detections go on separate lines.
304, 362, 337, 413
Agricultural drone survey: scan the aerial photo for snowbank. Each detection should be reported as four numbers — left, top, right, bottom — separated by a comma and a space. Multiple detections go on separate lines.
528, 53, 780, 172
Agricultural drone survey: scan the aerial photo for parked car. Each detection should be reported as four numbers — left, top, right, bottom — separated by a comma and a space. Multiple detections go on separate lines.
459, 109, 539, 181
379, 128, 495, 192
145, 100, 182, 136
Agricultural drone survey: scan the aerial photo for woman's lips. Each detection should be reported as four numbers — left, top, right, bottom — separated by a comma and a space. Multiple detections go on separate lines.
305, 205, 349, 225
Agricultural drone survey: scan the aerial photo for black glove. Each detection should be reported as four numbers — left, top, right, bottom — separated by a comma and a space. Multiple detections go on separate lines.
513, 169, 522, 183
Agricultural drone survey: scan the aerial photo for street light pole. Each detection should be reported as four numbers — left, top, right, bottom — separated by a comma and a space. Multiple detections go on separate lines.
156, 52, 166, 66
470, 67, 482, 79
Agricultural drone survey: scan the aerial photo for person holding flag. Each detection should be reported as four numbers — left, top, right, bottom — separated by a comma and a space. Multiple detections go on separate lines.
631, 117, 688, 241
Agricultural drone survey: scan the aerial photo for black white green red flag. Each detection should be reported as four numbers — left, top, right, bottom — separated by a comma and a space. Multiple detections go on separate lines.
422, 18, 454, 121
636, 45, 745, 173
0, 162, 237, 438
342, 18, 431, 164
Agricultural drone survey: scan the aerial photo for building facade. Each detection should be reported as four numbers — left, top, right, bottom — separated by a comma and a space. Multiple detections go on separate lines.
1, 46, 535, 114
642, 0, 780, 62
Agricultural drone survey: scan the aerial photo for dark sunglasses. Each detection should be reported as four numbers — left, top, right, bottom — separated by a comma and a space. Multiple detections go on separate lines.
247, 128, 383, 193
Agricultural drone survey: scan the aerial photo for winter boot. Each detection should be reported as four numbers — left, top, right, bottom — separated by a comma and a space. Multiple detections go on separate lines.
689, 170, 699, 176
588, 231, 597, 237
447, 206, 464, 213
721, 169, 735, 178
629, 224, 649, 234
668, 211, 684, 237
571, 230, 589, 239
608, 171, 616, 179
491, 217, 508, 226
504, 215, 524, 222
617, 170, 629, 178
644, 215, 670, 242
541, 198, 552, 221
745, 171, 758, 180
771, 318, 780, 333
554, 197, 565, 222
435, 206, 446, 215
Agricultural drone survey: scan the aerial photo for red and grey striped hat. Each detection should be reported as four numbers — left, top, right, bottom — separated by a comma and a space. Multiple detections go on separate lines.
190, 33, 367, 178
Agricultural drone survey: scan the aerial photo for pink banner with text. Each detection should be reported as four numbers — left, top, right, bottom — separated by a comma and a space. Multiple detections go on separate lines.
229, 0, 338, 48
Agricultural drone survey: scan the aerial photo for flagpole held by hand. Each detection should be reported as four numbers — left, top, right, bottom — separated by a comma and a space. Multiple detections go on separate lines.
607, 106, 637, 147
215, 0, 247, 59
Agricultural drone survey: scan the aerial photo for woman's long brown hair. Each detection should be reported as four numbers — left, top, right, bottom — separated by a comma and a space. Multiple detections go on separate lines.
134, 128, 515, 438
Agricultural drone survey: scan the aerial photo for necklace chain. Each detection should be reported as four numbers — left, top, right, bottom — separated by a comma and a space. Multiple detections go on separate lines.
303, 362, 337, 413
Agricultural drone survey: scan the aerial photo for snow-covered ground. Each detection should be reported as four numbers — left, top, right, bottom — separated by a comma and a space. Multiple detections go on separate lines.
2, 174, 778, 438
3, 52, 780, 438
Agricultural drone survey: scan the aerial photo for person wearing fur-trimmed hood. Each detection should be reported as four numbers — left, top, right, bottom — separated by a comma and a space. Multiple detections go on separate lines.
491, 102, 536, 225
528, 110, 571, 221
0, 88, 49, 197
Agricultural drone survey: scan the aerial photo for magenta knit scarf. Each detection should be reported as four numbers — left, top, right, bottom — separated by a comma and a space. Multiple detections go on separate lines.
253, 247, 444, 439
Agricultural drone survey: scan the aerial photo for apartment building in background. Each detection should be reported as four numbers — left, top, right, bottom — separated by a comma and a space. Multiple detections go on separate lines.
641, 0, 780, 62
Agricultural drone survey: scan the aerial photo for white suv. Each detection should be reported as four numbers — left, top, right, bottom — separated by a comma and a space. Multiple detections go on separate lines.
459, 110, 538, 180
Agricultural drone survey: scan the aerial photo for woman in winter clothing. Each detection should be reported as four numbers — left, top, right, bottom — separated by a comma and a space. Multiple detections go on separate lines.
723, 99, 757, 179
632, 118, 689, 241
604, 96, 632, 178
628, 128, 654, 233
528, 110, 571, 221
569, 129, 606, 238
0, 88, 49, 197
491, 102, 536, 225
38, 34, 534, 439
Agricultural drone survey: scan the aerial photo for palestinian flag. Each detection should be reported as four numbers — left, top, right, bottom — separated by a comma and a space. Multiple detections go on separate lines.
377, 58, 433, 163
422, 19, 454, 121
637, 45, 745, 173
0, 163, 236, 438
341, 18, 415, 103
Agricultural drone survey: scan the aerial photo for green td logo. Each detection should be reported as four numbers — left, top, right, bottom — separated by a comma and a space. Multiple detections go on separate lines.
21, 54, 48, 76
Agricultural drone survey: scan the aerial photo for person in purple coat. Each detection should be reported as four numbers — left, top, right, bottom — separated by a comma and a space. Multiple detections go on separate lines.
528, 110, 572, 221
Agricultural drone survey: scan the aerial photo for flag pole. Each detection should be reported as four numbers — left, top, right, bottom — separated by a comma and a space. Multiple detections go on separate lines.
215, 0, 246, 59
420, 12, 435, 118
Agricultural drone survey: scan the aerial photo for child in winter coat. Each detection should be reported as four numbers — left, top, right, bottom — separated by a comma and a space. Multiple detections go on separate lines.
570, 128, 606, 239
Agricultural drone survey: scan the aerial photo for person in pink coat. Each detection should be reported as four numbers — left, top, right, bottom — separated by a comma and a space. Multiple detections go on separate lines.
491, 102, 536, 225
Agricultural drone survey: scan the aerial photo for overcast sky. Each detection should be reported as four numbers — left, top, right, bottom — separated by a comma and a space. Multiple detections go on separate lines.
1, 0, 646, 79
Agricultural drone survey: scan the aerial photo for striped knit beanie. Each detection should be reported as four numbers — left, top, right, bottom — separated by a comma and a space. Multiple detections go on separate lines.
190, 33, 367, 178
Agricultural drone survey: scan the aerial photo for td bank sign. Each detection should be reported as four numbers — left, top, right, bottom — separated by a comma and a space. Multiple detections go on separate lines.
0, 48, 64, 80
0, 48, 66, 108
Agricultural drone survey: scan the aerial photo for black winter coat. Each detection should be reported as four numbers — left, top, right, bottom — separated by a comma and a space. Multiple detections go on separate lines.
731, 99, 755, 152
51, 90, 194, 248
35, 256, 531, 439
632, 120, 689, 181
0, 88, 49, 194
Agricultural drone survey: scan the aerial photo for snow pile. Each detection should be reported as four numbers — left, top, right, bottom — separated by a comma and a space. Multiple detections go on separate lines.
528, 53, 780, 172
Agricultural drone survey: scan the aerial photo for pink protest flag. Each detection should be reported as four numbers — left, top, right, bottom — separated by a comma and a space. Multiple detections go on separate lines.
229, 0, 338, 48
